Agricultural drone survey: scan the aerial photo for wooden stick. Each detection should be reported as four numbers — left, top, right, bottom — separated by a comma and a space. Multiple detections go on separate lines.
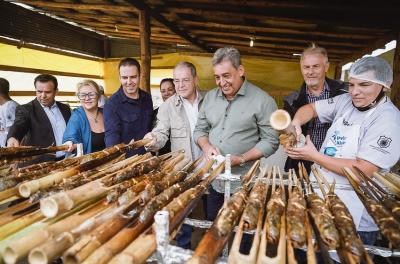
109, 162, 226, 264
28, 202, 130, 264
0, 210, 44, 241
373, 172, 400, 197
188, 162, 259, 264
0, 186, 18, 202
82, 160, 215, 264
228, 168, 268, 264
3, 198, 107, 264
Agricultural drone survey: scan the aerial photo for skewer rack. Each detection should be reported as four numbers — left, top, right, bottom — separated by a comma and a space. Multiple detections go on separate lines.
148, 155, 400, 263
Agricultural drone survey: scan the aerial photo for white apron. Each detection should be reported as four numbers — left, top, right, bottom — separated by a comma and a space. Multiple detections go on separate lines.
311, 107, 377, 231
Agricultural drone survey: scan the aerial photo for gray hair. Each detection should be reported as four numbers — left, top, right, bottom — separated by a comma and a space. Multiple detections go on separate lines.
301, 43, 329, 63
212, 47, 242, 68
174, 61, 197, 78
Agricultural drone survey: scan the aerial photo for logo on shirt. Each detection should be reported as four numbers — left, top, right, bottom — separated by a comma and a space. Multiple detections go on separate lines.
377, 136, 392, 148
327, 98, 334, 104
330, 130, 347, 146
324, 147, 337, 157
342, 119, 353, 126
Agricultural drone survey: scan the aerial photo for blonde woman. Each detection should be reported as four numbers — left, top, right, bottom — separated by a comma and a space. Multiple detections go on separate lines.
63, 80, 105, 154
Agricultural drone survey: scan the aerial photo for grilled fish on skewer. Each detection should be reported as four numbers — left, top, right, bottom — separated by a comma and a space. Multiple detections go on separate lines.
307, 193, 340, 249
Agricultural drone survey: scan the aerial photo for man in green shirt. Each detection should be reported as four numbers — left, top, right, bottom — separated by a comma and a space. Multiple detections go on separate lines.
193, 47, 279, 222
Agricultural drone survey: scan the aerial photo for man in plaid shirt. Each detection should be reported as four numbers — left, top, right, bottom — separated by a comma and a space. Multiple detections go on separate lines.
283, 44, 347, 173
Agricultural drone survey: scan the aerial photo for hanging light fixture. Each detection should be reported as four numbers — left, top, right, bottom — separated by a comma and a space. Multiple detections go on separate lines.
249, 37, 255, 47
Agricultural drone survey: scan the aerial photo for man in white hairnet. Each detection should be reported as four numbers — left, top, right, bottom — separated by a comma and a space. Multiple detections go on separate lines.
285, 56, 400, 246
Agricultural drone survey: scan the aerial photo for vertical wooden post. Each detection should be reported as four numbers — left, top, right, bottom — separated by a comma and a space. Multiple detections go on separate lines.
103, 37, 110, 59
139, 9, 151, 93
334, 64, 342, 80
391, 32, 400, 110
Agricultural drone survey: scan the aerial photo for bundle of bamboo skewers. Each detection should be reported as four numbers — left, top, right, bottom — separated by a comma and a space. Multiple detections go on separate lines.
2, 144, 399, 264
343, 167, 400, 250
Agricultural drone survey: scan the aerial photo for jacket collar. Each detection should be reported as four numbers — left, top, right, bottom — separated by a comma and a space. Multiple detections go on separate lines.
174, 90, 203, 107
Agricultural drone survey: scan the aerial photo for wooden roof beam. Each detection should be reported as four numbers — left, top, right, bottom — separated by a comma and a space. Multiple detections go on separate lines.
163, 3, 400, 30
124, 0, 212, 52
206, 44, 344, 61
190, 29, 366, 48
202, 37, 354, 55
8, 0, 136, 12
98, 28, 185, 41
179, 20, 379, 40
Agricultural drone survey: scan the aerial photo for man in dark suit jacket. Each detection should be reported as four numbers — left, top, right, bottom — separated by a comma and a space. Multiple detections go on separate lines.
283, 44, 347, 173
7, 74, 71, 160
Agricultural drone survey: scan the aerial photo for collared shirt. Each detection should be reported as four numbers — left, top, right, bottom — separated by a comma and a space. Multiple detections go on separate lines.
0, 100, 18, 147
194, 80, 279, 193
104, 87, 153, 157
41, 102, 66, 157
306, 82, 331, 151
181, 91, 202, 160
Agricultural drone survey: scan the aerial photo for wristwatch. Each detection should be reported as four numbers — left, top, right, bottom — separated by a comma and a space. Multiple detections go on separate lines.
239, 154, 246, 167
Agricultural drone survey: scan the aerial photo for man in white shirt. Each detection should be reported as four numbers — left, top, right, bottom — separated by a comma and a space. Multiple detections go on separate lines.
0, 78, 18, 147
144, 61, 203, 249
145, 61, 203, 162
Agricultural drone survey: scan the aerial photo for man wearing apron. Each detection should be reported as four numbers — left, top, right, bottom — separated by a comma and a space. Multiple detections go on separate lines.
285, 56, 400, 248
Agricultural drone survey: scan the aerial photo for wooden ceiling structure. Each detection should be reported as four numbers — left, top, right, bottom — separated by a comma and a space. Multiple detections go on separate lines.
2, 0, 399, 62
1, 0, 400, 106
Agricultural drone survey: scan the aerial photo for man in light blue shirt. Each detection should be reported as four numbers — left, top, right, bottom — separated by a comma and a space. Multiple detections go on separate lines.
7, 74, 71, 161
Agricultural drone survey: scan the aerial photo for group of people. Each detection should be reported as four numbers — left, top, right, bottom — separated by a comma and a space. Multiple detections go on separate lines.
1, 45, 399, 255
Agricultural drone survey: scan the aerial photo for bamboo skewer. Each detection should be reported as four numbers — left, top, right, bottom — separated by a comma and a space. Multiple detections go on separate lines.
0, 210, 44, 241
81, 160, 215, 264
188, 160, 260, 264
17, 142, 147, 198
17, 145, 121, 198
2, 198, 107, 264
344, 167, 400, 249
257, 166, 286, 264
63, 159, 201, 264
313, 166, 373, 264
39, 155, 160, 218
109, 161, 226, 264
228, 166, 269, 264
0, 145, 69, 166
0, 186, 18, 201
353, 166, 400, 223
27, 200, 138, 264
373, 172, 400, 197
62, 168, 176, 264
286, 170, 298, 264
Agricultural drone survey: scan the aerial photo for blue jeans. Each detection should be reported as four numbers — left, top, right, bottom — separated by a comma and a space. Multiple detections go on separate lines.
358, 231, 379, 246
176, 224, 192, 249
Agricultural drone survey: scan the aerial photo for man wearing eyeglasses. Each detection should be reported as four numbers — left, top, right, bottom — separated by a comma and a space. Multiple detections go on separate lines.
7, 74, 71, 161
104, 58, 153, 157
144, 61, 203, 249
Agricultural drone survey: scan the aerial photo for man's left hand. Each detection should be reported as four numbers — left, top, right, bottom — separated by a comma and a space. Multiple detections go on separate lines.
284, 135, 319, 162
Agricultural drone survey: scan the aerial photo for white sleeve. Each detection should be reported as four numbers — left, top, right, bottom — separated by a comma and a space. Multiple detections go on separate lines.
357, 109, 400, 170
315, 94, 347, 123
5, 101, 18, 128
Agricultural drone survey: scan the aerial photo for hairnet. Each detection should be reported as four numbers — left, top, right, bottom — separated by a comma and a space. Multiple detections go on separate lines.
348, 56, 393, 89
